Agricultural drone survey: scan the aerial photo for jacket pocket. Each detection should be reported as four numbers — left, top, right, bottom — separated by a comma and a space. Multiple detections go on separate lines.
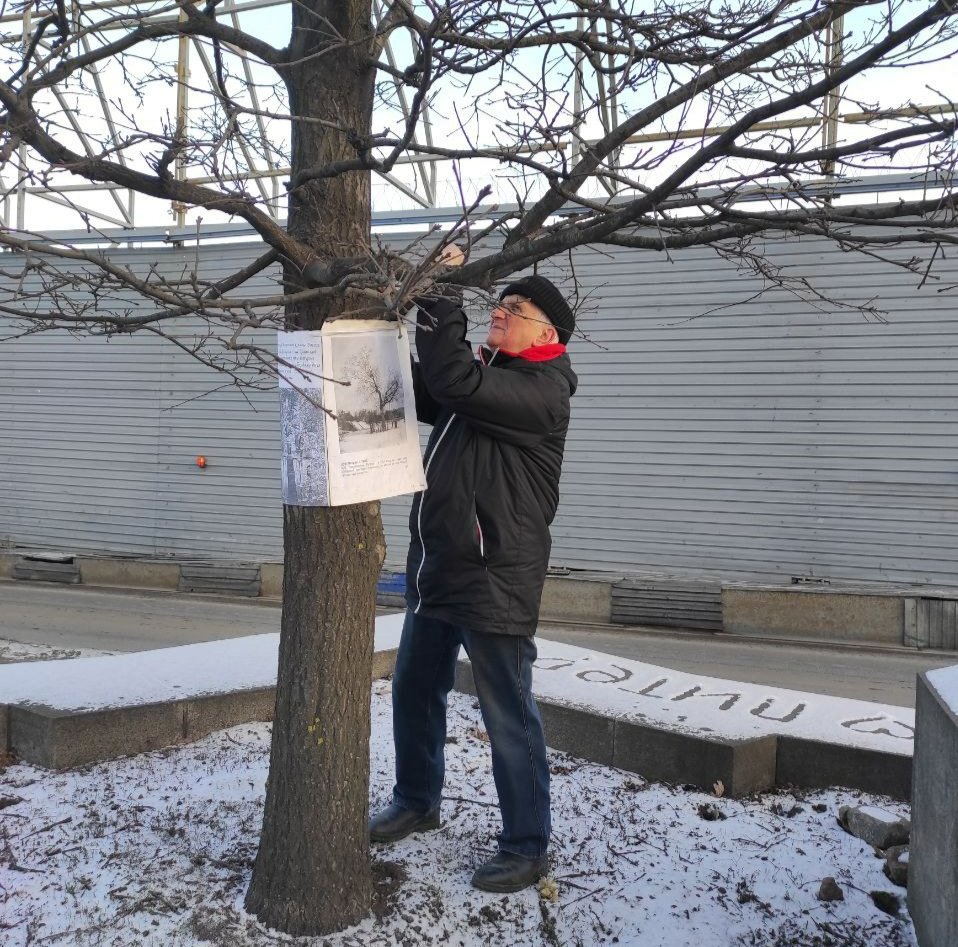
473, 495, 488, 567
476, 495, 508, 569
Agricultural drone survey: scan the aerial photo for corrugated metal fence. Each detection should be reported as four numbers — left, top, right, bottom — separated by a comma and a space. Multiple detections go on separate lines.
2, 231, 957, 586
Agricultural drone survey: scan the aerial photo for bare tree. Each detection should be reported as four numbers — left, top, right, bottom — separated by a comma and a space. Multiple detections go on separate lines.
1, 0, 956, 936
345, 345, 401, 431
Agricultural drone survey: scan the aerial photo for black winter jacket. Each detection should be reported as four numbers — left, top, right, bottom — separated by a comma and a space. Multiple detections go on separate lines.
405, 296, 578, 635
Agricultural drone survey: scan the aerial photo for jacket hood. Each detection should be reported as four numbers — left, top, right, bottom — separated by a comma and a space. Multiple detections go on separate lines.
550, 352, 578, 397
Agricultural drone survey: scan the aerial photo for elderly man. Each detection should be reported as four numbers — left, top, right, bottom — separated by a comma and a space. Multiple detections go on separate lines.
370, 272, 578, 893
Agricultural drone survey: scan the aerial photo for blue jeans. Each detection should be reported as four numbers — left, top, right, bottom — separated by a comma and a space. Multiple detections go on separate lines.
390, 611, 551, 859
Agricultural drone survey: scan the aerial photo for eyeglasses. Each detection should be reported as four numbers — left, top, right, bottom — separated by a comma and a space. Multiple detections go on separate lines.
496, 295, 531, 315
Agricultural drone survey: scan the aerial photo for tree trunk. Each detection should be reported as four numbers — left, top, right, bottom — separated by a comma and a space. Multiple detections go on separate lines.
245, 1, 381, 936
246, 504, 384, 935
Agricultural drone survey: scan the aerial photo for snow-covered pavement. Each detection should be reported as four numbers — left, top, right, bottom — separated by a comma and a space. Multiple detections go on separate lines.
1, 680, 915, 947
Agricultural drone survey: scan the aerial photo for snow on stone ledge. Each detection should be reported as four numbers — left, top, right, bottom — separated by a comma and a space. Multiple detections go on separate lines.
0, 614, 917, 757
926, 663, 958, 716
521, 639, 915, 756
0, 614, 406, 712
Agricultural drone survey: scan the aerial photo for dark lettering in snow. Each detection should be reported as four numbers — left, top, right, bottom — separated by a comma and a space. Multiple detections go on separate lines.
534, 658, 576, 672
671, 686, 742, 712
618, 678, 671, 699
750, 698, 806, 723
528, 655, 913, 748
840, 716, 914, 740
576, 665, 633, 684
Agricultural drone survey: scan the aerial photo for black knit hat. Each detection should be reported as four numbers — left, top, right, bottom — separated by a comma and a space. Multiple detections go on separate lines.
499, 274, 575, 345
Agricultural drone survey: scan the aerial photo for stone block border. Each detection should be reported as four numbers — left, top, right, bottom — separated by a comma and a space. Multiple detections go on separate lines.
453, 663, 911, 800
776, 737, 913, 801
908, 669, 958, 947
0, 624, 921, 800
5, 653, 397, 770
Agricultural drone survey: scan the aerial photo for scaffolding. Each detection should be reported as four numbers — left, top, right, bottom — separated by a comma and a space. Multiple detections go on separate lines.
0, 1, 954, 240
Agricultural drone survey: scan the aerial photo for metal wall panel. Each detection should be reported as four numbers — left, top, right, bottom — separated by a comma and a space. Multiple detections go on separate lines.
148, 248, 284, 560
548, 237, 958, 585
0, 244, 283, 560
2, 231, 957, 588
0, 328, 165, 554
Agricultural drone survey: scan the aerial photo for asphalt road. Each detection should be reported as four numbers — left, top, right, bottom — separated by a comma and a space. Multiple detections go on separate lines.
1, 580, 954, 707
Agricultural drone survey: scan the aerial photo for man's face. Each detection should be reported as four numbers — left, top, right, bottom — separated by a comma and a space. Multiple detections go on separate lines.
486, 295, 553, 352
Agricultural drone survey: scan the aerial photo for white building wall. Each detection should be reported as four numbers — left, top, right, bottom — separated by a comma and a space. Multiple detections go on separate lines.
2, 231, 956, 586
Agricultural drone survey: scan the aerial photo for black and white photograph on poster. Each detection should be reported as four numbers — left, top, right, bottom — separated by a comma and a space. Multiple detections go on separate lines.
277, 323, 425, 506
329, 331, 408, 455
279, 387, 330, 506
277, 330, 330, 506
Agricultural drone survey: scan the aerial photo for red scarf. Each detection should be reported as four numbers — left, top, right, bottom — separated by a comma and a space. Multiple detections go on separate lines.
479, 343, 566, 363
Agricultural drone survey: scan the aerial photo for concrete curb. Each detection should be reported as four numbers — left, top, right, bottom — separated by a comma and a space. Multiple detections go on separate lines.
722, 587, 904, 647
6, 550, 958, 649
3, 649, 397, 770
776, 736, 912, 800
0, 630, 914, 799
76, 557, 179, 591
452, 663, 911, 800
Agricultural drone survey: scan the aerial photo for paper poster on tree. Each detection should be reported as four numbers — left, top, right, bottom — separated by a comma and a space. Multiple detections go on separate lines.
278, 322, 425, 506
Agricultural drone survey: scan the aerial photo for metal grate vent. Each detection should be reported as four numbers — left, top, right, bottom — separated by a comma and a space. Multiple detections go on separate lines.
179, 563, 261, 597
12, 553, 80, 584
904, 598, 958, 650
611, 579, 722, 631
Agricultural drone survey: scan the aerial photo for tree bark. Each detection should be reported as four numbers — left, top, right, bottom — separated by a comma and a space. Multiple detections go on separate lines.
245, 0, 382, 936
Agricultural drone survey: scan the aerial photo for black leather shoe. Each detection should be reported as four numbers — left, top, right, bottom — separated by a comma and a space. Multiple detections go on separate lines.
470, 852, 549, 893
369, 803, 441, 843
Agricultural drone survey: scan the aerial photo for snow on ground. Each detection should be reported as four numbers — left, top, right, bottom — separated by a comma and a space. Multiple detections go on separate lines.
855, 806, 905, 825
339, 425, 406, 454
1, 682, 914, 947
